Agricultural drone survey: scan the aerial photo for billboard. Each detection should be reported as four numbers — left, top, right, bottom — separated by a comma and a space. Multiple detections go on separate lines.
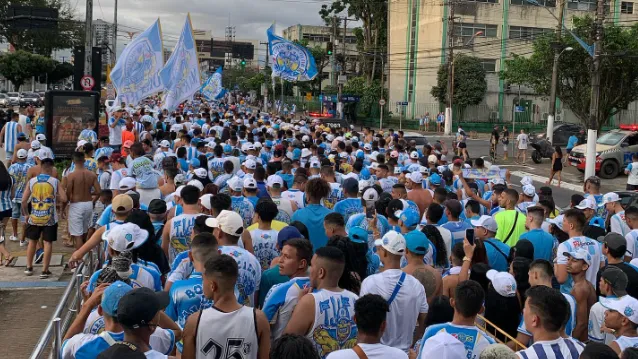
45, 91, 100, 159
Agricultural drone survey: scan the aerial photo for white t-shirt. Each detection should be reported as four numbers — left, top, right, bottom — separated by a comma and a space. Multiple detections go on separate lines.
588, 300, 616, 344
517, 133, 529, 150
326, 343, 408, 359
360, 269, 429, 352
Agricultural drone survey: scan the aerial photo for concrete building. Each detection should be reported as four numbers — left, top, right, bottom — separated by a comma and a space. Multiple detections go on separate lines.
388, 0, 638, 123
282, 24, 359, 87
93, 19, 115, 66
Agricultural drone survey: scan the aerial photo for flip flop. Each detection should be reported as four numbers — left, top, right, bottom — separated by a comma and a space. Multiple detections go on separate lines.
3, 256, 14, 266
62, 241, 74, 248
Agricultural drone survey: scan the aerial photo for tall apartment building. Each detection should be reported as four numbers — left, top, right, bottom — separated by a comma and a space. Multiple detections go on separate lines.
388, 0, 638, 121
282, 24, 359, 87
93, 19, 115, 66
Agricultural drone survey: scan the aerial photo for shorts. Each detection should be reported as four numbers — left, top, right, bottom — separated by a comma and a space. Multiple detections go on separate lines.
5, 151, 12, 160
458, 142, 467, 149
627, 184, 638, 191
0, 208, 11, 220
26, 223, 58, 242
11, 201, 22, 220
519, 147, 528, 151
419, 118, 425, 125
503, 144, 508, 151
68, 201, 93, 236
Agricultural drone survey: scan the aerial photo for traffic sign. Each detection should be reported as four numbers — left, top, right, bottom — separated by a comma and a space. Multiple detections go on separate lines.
80, 75, 95, 91
379, 99, 386, 106
396, 101, 408, 106
515, 106, 525, 113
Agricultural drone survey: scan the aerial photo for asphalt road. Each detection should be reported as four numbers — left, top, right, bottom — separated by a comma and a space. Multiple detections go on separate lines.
425, 134, 629, 208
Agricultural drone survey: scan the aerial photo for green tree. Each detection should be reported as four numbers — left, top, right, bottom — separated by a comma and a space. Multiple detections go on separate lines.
46, 61, 73, 84
501, 16, 638, 131
0, 0, 82, 56
342, 76, 386, 117
431, 55, 487, 114
0, 50, 55, 90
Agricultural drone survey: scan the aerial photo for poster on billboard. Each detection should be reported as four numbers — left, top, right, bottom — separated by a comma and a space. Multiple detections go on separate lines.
45, 91, 100, 159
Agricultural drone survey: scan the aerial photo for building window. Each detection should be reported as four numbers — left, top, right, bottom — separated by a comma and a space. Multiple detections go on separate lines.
463, 0, 499, 3
511, 0, 555, 6
479, 59, 497, 72
622, 1, 634, 13
567, 0, 596, 11
509, 26, 554, 40
454, 23, 498, 38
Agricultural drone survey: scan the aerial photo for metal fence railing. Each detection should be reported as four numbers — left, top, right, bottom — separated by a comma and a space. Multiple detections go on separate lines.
476, 314, 527, 351
30, 250, 102, 359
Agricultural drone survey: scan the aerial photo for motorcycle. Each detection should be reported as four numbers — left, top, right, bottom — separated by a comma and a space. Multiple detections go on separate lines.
530, 133, 554, 164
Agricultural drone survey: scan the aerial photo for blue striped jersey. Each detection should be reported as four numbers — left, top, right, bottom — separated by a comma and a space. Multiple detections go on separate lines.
8, 162, 31, 202
516, 337, 585, 359
0, 185, 12, 212
419, 322, 495, 359
134, 121, 144, 135
262, 277, 310, 340
78, 129, 97, 145
4, 121, 18, 153
93, 147, 114, 160
518, 292, 577, 339
87, 264, 162, 292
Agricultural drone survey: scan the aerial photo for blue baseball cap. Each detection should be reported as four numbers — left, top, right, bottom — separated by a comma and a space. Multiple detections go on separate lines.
101, 280, 133, 317
397, 208, 420, 228
277, 226, 303, 248
292, 148, 301, 160
360, 168, 371, 180
17, 132, 26, 139
405, 230, 428, 255
349, 226, 368, 244
190, 158, 200, 168
223, 144, 232, 153
429, 173, 442, 185
265, 140, 273, 148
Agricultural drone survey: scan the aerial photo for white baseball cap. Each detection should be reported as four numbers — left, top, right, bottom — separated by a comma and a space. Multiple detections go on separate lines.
244, 159, 257, 170
471, 215, 498, 233
16, 149, 28, 159
576, 197, 597, 210
193, 168, 208, 179
302, 135, 310, 143
76, 140, 88, 149
301, 148, 312, 158
205, 210, 244, 236
310, 160, 321, 169
408, 172, 423, 184
36, 148, 53, 160
564, 248, 592, 266
119, 177, 136, 191
363, 144, 372, 151
199, 194, 213, 210
522, 184, 536, 198
549, 214, 564, 231
103, 223, 149, 252
326, 134, 335, 142
228, 177, 243, 192
159, 140, 170, 148
362, 187, 379, 202
418, 332, 466, 359
243, 177, 257, 189
36, 134, 46, 141
601, 295, 638, 324
486, 269, 517, 297
374, 231, 406, 256
521, 176, 533, 186
187, 179, 204, 192
30, 140, 41, 150
602, 192, 621, 205
428, 154, 438, 164
266, 175, 284, 188
410, 151, 419, 159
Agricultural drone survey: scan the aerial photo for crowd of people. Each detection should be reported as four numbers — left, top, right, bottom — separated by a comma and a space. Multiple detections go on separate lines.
5, 96, 638, 359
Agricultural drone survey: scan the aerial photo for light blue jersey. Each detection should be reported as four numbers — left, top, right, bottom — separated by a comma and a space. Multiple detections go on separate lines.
346, 213, 391, 250
78, 129, 98, 145
333, 198, 364, 224
8, 162, 32, 203
419, 322, 495, 359
441, 220, 473, 247
556, 236, 602, 293
94, 146, 114, 160
129, 156, 159, 189
87, 264, 162, 293
231, 196, 255, 228
263, 277, 310, 340
220, 245, 261, 306
61, 329, 174, 359
4, 121, 18, 153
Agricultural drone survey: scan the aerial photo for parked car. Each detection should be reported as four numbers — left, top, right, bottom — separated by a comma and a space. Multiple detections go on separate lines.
0, 94, 9, 108
19, 93, 40, 107
7, 92, 19, 106
568, 125, 638, 179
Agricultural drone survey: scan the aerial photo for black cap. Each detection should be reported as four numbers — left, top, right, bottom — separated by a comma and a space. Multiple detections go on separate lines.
601, 233, 627, 253
513, 240, 535, 261
117, 288, 169, 329
97, 343, 146, 359
147, 199, 167, 215
601, 266, 628, 296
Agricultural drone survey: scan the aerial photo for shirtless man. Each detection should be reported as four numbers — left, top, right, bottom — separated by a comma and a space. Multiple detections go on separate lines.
566, 249, 597, 342
160, 168, 178, 199
406, 172, 432, 217
442, 242, 465, 299
65, 151, 100, 249
403, 231, 442, 306
27, 150, 58, 181
10, 133, 30, 164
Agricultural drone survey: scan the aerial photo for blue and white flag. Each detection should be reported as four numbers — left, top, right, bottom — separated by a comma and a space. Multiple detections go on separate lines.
267, 25, 318, 82
160, 14, 201, 111
200, 66, 224, 100
110, 19, 164, 107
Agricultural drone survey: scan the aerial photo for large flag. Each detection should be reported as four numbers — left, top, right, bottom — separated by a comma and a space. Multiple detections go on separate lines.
200, 66, 224, 100
267, 25, 318, 82
110, 19, 164, 107
160, 14, 201, 111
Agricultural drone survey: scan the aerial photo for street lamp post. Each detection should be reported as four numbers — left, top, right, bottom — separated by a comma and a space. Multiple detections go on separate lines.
546, 46, 573, 144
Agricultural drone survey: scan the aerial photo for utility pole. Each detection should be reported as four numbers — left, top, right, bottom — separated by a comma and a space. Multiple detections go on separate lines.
112, 0, 118, 65
585, 0, 605, 179
260, 41, 269, 112
84, 0, 93, 76
330, 16, 337, 87
546, 0, 566, 144
444, 0, 455, 136
337, 17, 347, 119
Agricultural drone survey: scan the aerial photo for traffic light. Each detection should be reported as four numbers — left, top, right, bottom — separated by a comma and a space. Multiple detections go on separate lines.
240, 59, 246, 68
326, 42, 333, 55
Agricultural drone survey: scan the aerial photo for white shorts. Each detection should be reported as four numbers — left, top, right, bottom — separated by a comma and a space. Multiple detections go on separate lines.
137, 188, 161, 208
68, 201, 93, 236
503, 144, 508, 151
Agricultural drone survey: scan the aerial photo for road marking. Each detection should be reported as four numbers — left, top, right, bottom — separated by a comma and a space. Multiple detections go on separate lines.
510, 171, 583, 192
497, 164, 536, 171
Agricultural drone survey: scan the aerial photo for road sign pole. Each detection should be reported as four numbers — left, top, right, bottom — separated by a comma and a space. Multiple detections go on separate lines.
380, 104, 384, 130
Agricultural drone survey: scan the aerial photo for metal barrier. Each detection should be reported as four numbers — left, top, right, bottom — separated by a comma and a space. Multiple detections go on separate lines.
476, 314, 527, 351
30, 249, 101, 359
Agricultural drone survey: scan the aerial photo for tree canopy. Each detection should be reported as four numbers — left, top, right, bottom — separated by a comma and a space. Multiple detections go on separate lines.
501, 16, 638, 130
0, 50, 56, 91
431, 55, 487, 110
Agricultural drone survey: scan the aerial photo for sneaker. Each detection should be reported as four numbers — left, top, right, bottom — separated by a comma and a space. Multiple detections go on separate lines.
40, 270, 51, 279
19, 240, 26, 247
34, 248, 44, 264
24, 267, 33, 276
9, 236, 18, 242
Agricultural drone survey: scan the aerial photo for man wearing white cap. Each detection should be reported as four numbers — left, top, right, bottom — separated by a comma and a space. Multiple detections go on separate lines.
107, 107, 125, 152
206, 210, 261, 306
326, 294, 408, 359
360, 231, 428, 352
228, 176, 255, 228
418, 332, 466, 359
472, 216, 510, 272
8, 148, 32, 244
603, 192, 631, 236
601, 295, 638, 355
406, 171, 432, 217
516, 184, 537, 216
161, 185, 201, 263
267, 175, 297, 223
563, 248, 596, 341
153, 140, 173, 173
